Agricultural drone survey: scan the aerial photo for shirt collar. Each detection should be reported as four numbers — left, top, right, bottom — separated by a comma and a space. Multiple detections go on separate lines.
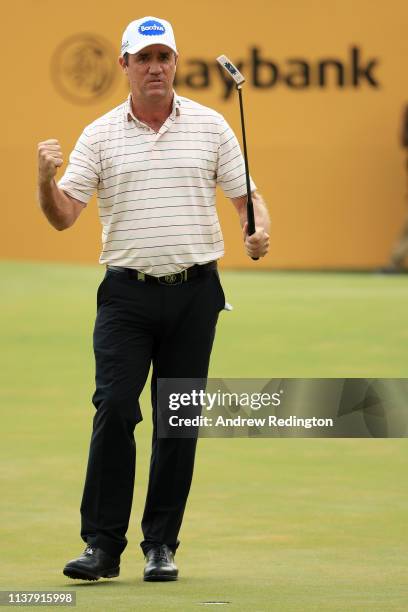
125, 91, 181, 125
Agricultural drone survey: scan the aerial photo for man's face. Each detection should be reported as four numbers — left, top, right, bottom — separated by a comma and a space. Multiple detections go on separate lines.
120, 44, 177, 102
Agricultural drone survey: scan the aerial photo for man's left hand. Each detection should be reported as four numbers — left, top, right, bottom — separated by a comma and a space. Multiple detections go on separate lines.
243, 222, 270, 259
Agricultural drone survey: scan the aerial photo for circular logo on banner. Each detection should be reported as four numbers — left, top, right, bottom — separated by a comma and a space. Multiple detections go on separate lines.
51, 34, 118, 104
138, 20, 166, 36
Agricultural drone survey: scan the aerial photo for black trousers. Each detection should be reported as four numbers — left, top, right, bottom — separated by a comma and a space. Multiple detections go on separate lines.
79, 266, 225, 558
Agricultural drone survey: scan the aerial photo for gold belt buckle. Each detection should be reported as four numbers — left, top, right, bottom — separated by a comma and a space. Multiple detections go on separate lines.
158, 270, 188, 285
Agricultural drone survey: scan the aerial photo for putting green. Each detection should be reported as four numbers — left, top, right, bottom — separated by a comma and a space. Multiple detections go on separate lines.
1, 261, 407, 611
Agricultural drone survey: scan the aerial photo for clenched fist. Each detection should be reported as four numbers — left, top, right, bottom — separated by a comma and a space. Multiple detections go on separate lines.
38, 139, 63, 183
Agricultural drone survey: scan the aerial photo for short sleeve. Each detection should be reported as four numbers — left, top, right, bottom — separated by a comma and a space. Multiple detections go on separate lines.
58, 130, 99, 205
216, 117, 256, 198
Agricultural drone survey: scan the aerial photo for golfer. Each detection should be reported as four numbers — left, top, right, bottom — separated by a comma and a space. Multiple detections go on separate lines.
37, 16, 269, 582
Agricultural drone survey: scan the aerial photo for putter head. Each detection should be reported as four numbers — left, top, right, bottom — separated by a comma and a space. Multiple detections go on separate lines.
216, 55, 245, 86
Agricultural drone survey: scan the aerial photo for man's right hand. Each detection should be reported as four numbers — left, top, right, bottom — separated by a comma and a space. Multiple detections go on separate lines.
37, 139, 83, 231
38, 139, 63, 183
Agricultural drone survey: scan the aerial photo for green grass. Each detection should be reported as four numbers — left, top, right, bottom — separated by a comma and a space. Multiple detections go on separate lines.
1, 261, 407, 611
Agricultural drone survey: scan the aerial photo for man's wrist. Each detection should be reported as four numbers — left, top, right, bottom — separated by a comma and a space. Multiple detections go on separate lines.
38, 176, 56, 190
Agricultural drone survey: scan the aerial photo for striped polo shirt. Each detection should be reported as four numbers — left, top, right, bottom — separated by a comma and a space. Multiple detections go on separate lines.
58, 92, 256, 276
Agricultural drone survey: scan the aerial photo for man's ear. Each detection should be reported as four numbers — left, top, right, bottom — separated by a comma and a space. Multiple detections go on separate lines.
119, 56, 128, 73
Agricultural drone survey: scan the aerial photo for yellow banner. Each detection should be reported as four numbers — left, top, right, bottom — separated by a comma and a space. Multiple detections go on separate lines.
2, 0, 408, 269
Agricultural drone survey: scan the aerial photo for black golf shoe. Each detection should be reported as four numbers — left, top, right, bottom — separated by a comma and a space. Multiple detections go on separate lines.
63, 545, 120, 581
143, 544, 178, 581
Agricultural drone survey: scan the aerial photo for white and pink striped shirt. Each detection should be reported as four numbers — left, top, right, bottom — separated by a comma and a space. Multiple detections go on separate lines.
59, 92, 256, 276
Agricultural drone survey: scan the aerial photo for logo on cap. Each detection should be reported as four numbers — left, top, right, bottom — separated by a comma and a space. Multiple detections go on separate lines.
138, 20, 166, 36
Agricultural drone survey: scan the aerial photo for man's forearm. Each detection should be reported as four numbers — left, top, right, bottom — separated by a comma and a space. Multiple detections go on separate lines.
38, 180, 78, 231
252, 192, 270, 233
236, 192, 270, 232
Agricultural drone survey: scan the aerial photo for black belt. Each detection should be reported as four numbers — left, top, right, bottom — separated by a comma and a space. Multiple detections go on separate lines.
106, 261, 217, 285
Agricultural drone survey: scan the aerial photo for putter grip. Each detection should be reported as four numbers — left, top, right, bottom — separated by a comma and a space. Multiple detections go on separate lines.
247, 200, 259, 261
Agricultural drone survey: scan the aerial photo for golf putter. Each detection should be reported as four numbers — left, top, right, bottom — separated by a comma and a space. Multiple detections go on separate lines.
216, 55, 258, 261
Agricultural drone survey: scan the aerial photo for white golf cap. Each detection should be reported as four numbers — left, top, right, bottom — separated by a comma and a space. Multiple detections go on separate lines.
120, 16, 178, 57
